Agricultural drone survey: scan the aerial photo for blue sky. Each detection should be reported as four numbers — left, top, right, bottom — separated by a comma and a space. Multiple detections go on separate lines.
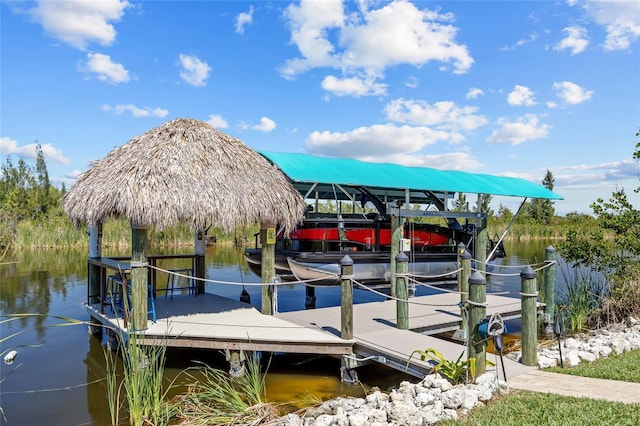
1, 0, 639, 216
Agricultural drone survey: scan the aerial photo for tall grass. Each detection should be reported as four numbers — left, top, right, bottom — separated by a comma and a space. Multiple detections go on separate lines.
7, 214, 254, 250
171, 353, 278, 425
557, 263, 608, 333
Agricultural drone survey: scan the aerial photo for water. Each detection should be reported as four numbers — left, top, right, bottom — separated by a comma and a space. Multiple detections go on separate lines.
0, 240, 564, 425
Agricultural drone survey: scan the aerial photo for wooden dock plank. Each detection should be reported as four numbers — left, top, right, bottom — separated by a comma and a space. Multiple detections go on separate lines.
87, 293, 353, 355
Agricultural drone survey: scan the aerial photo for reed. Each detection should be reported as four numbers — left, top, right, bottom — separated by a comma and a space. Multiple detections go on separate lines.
557, 263, 607, 333
171, 354, 278, 425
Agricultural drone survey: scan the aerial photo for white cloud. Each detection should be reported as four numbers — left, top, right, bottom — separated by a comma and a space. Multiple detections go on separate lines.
80, 52, 129, 84
486, 114, 550, 145
501, 32, 540, 51
26, 0, 130, 50
466, 87, 484, 100
101, 104, 169, 118
305, 123, 450, 158
0, 136, 70, 164
178, 54, 211, 87
252, 117, 276, 132
359, 151, 483, 170
281, 0, 473, 89
235, 6, 254, 34
384, 99, 488, 133
554, 26, 589, 55
321, 75, 387, 97
507, 85, 536, 106
206, 114, 228, 129
583, 0, 640, 51
553, 81, 593, 104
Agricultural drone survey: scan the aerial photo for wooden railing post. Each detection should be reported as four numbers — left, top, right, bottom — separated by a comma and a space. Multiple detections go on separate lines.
521, 265, 538, 366
340, 255, 354, 340
260, 222, 275, 315
390, 215, 402, 298
468, 271, 487, 375
396, 252, 409, 330
543, 245, 557, 335
458, 246, 471, 336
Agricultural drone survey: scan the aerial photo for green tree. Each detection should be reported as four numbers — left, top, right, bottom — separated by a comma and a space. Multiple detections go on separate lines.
452, 192, 468, 212
473, 193, 493, 217
559, 136, 640, 324
527, 170, 555, 224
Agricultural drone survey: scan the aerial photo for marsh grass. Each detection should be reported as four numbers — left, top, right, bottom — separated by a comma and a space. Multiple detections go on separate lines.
557, 263, 608, 333
170, 354, 279, 426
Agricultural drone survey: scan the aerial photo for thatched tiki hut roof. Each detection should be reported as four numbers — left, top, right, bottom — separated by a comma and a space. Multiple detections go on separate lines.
62, 118, 305, 232
63, 118, 305, 328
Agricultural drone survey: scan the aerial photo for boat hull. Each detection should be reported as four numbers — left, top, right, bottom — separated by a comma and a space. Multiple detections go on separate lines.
244, 248, 458, 286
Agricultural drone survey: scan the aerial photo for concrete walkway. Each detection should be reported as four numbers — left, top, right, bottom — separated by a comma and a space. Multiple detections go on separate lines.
508, 370, 640, 404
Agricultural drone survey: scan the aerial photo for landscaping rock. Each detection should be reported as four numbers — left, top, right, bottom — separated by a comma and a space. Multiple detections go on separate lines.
271, 318, 640, 426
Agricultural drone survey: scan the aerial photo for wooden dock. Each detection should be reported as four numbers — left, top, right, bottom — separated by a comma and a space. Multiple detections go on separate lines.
276, 292, 534, 378
87, 291, 533, 379
87, 293, 354, 355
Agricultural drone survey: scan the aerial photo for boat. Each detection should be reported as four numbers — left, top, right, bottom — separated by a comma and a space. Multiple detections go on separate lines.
243, 185, 503, 286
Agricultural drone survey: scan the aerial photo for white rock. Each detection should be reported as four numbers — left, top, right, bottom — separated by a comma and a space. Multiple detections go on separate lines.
441, 388, 465, 409
578, 351, 597, 363
538, 354, 558, 369
461, 389, 479, 411
563, 337, 580, 349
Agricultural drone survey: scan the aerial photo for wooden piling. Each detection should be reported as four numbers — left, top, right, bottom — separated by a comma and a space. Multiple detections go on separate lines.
131, 223, 149, 331
260, 222, 275, 315
390, 215, 402, 298
340, 256, 354, 340
543, 245, 556, 333
468, 271, 487, 375
396, 252, 409, 330
458, 246, 471, 335
520, 265, 538, 366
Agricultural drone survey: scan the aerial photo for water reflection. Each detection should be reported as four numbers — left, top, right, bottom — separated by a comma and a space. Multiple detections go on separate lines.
0, 241, 562, 425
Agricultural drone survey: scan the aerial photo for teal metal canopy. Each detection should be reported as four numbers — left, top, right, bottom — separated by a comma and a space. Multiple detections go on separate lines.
259, 151, 563, 200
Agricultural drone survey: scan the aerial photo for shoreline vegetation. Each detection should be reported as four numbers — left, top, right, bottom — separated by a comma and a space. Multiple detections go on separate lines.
2, 214, 593, 252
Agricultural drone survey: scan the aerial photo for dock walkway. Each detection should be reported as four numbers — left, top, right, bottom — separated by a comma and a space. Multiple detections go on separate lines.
276, 292, 533, 378
88, 291, 533, 378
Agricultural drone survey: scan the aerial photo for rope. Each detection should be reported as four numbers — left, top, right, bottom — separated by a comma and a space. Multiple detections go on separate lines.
404, 267, 462, 279
147, 264, 329, 286
466, 299, 488, 308
519, 291, 539, 297
350, 278, 461, 307
405, 275, 468, 295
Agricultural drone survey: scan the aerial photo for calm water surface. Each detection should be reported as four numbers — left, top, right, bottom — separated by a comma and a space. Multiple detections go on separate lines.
0, 240, 566, 425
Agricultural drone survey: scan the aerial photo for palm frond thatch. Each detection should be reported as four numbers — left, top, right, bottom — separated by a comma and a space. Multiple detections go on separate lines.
62, 118, 304, 232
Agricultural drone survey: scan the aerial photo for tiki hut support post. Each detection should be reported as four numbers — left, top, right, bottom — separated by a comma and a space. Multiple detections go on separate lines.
131, 222, 150, 331
194, 229, 206, 295
260, 221, 276, 315
88, 224, 103, 305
